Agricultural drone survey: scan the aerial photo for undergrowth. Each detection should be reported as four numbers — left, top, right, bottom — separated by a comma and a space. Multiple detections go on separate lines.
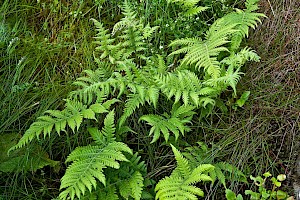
1, 0, 296, 199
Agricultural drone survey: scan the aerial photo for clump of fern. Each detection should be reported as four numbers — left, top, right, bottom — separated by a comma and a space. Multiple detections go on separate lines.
6, 0, 265, 199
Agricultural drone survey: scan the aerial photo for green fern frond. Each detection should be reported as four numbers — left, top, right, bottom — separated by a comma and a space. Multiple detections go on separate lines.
140, 104, 194, 143
118, 92, 146, 127
182, 142, 247, 187
156, 70, 217, 106
143, 23, 159, 39
59, 143, 131, 200
155, 145, 214, 200
170, 23, 238, 78
222, 47, 260, 68
70, 71, 126, 104
171, 144, 191, 178
59, 111, 132, 200
246, 0, 262, 12
204, 68, 243, 95
8, 100, 116, 153
167, 0, 208, 17
93, 185, 119, 200
215, 0, 265, 51
91, 19, 118, 62
119, 171, 144, 200
88, 110, 116, 145
112, 0, 137, 35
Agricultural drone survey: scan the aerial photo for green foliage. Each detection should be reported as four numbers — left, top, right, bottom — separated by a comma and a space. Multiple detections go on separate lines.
140, 104, 195, 143
155, 144, 214, 200
167, 0, 208, 17
245, 172, 291, 200
9, 99, 117, 152
4, 0, 265, 199
156, 70, 218, 107
59, 111, 133, 200
226, 189, 244, 200
182, 142, 247, 187
0, 133, 59, 173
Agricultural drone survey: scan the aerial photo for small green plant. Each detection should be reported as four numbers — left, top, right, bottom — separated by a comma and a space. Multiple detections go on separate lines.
245, 172, 291, 200
155, 144, 214, 199
225, 172, 292, 200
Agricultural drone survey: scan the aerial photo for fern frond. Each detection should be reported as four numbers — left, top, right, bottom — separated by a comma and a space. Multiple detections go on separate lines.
8, 100, 116, 153
204, 68, 243, 95
155, 145, 214, 200
118, 92, 146, 127
112, 0, 137, 35
168, 0, 208, 17
59, 111, 132, 200
170, 23, 238, 78
156, 70, 217, 106
182, 142, 247, 187
216, 0, 265, 51
59, 143, 131, 200
119, 171, 144, 200
70, 71, 126, 104
140, 104, 194, 143
171, 144, 191, 178
222, 47, 260, 68
94, 185, 119, 200
88, 110, 116, 145
91, 19, 118, 63
245, 0, 260, 12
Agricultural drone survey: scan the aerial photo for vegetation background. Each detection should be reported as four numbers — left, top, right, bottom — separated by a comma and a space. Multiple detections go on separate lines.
0, 0, 299, 199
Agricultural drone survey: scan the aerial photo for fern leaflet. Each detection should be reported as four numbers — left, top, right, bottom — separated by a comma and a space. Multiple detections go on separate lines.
155, 144, 214, 200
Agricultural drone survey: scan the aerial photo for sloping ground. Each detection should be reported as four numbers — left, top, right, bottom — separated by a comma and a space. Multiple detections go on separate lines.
243, 0, 300, 195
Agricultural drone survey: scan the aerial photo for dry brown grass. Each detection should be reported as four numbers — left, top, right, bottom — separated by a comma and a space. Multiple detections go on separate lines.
230, 0, 300, 194
201, 0, 300, 197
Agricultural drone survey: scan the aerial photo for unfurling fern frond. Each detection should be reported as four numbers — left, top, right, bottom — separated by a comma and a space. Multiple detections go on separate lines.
59, 111, 133, 200
8, 99, 117, 153
140, 104, 195, 143
156, 70, 217, 106
155, 144, 214, 200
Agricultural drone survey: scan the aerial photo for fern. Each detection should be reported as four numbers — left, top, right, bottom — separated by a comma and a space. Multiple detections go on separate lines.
8, 99, 117, 153
86, 152, 148, 200
169, 0, 264, 78
59, 111, 133, 200
92, 19, 117, 63
0, 133, 59, 173
216, 0, 266, 51
140, 104, 195, 143
182, 142, 247, 187
167, 0, 208, 17
156, 70, 218, 106
155, 144, 214, 200
170, 22, 238, 79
